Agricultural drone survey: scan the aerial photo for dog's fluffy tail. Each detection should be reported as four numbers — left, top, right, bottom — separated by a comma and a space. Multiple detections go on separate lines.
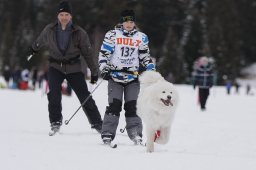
139, 71, 164, 85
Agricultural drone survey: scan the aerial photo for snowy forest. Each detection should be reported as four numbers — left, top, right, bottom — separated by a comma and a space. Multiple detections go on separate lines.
0, 0, 256, 84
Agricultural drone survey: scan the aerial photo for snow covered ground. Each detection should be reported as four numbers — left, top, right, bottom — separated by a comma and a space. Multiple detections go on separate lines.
1, 80, 256, 170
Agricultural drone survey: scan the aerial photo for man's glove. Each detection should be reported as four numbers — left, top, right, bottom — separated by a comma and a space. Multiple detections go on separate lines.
28, 47, 36, 54
100, 66, 111, 80
90, 75, 98, 84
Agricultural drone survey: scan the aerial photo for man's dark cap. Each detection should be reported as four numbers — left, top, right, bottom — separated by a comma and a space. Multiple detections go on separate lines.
57, 1, 72, 15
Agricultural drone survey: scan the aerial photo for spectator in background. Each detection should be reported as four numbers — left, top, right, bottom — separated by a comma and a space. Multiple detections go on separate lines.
246, 84, 251, 95
234, 81, 240, 94
226, 80, 232, 95
11, 66, 22, 89
192, 56, 214, 111
3, 65, 11, 87
20, 68, 30, 90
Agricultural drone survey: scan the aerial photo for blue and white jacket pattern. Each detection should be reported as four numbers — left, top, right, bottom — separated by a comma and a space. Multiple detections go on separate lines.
98, 26, 155, 83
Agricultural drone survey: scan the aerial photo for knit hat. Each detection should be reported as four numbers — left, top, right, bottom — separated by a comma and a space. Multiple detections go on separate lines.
120, 9, 135, 22
57, 1, 72, 15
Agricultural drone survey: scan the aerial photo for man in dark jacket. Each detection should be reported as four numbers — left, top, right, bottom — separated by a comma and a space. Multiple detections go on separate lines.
29, 1, 102, 134
192, 56, 214, 111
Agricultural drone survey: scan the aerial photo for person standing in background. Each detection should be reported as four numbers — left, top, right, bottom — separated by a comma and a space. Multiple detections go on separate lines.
3, 65, 11, 87
192, 56, 214, 111
226, 80, 232, 95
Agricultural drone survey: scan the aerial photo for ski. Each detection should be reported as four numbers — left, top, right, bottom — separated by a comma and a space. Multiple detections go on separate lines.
102, 136, 117, 148
49, 131, 58, 136
105, 142, 117, 148
103, 141, 117, 148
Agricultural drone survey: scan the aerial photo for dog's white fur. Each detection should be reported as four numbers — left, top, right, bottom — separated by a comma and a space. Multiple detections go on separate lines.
137, 71, 178, 152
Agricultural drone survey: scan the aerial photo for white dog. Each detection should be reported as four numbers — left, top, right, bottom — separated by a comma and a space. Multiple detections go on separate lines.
137, 71, 178, 152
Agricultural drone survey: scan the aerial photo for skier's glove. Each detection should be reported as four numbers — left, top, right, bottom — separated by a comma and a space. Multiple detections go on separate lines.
90, 75, 98, 84
100, 66, 111, 80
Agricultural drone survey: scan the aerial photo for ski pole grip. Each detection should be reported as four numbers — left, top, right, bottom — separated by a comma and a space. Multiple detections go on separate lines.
64, 120, 69, 125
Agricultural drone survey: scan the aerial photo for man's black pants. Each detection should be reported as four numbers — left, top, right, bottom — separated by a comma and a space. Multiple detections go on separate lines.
47, 67, 102, 125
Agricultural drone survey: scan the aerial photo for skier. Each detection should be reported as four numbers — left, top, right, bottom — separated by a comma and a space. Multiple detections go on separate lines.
192, 56, 214, 111
28, 1, 102, 135
98, 9, 155, 146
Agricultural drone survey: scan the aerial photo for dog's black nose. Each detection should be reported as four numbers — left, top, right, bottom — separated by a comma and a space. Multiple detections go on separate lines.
167, 95, 172, 100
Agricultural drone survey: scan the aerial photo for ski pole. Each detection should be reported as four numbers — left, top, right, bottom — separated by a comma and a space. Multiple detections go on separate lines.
120, 127, 126, 133
64, 78, 105, 125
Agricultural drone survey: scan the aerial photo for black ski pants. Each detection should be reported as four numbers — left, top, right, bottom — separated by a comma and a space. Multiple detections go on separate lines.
47, 67, 102, 125
198, 88, 210, 109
